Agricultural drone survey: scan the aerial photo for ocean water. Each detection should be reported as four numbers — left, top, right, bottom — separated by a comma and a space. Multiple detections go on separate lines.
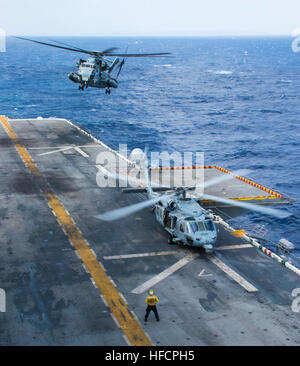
0, 36, 299, 255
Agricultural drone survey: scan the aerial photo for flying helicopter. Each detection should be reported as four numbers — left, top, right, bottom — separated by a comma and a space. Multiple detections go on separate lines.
95, 155, 290, 253
14, 36, 171, 94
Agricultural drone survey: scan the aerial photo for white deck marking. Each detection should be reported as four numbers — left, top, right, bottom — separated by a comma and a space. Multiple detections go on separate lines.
105, 246, 257, 293
103, 250, 188, 260
74, 146, 89, 158
30, 145, 74, 150
207, 255, 258, 292
198, 269, 213, 277
131, 253, 199, 294
104, 244, 251, 261
29, 144, 100, 150
216, 244, 253, 251
38, 147, 72, 156
36, 144, 97, 156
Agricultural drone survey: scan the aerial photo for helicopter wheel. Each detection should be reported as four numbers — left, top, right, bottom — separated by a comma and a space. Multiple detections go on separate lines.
168, 236, 175, 245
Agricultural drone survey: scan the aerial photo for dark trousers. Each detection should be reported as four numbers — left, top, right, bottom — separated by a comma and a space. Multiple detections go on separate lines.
145, 305, 159, 321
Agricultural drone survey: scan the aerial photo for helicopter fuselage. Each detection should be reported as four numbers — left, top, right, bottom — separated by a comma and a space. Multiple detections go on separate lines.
152, 192, 217, 252
68, 56, 119, 93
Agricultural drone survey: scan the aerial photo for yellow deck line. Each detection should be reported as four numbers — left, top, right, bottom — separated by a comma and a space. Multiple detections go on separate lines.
200, 195, 279, 202
0, 116, 151, 346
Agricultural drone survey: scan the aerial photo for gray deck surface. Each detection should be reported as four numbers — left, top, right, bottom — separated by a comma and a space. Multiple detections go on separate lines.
0, 118, 299, 346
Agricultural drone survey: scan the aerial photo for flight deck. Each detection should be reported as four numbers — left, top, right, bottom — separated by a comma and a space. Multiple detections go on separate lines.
0, 116, 299, 346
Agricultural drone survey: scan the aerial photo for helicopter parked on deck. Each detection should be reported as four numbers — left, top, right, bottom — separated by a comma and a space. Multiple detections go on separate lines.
95, 156, 290, 253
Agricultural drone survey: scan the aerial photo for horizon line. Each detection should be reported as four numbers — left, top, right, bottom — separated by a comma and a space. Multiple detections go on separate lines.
7, 34, 294, 38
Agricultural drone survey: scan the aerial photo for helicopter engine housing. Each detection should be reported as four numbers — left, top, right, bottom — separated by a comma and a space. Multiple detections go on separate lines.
168, 201, 177, 210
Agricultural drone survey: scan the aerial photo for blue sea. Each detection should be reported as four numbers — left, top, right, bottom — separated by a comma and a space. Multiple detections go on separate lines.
1, 36, 299, 255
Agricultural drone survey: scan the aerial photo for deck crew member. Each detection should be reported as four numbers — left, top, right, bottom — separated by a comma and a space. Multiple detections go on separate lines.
144, 289, 160, 322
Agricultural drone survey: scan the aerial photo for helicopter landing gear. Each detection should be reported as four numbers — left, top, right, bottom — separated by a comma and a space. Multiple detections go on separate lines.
168, 236, 175, 245
79, 83, 87, 91
105, 88, 111, 95
204, 246, 214, 254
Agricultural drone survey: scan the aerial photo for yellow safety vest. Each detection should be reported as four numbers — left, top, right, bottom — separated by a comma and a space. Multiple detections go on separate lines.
145, 295, 159, 306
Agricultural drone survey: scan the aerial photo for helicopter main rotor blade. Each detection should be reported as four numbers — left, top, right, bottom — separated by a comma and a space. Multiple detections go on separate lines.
14, 36, 94, 55
104, 52, 171, 57
50, 39, 120, 55
96, 165, 159, 188
100, 47, 120, 55
96, 165, 290, 219
95, 193, 174, 222
98, 164, 252, 193
14, 37, 170, 57
15, 36, 119, 56
48, 39, 92, 53
201, 193, 290, 219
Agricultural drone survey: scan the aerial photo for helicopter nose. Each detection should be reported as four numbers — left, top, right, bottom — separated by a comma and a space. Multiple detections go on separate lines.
68, 72, 80, 83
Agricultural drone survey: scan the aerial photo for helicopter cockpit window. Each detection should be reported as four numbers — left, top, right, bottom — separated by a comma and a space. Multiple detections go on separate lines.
188, 221, 198, 233
204, 220, 214, 231
197, 221, 206, 231
187, 221, 206, 233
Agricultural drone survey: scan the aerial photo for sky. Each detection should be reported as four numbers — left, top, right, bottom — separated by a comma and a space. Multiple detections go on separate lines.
0, 0, 300, 37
